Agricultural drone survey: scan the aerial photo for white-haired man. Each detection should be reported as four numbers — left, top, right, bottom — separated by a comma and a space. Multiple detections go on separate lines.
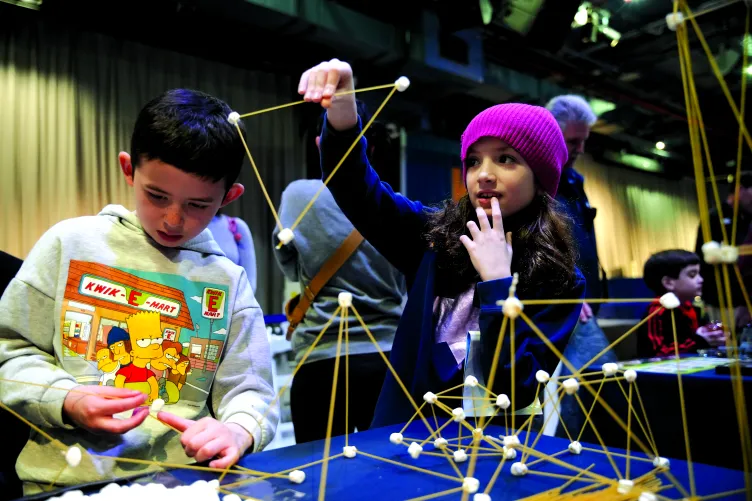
546, 95, 603, 319
544, 95, 615, 439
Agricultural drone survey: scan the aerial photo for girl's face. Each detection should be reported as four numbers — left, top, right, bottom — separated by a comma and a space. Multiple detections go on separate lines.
464, 137, 536, 219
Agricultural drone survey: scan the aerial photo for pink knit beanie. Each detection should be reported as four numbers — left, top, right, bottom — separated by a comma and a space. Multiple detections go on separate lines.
460, 103, 568, 198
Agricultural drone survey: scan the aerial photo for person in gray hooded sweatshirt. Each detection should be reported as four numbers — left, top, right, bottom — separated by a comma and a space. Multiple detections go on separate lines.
0, 89, 278, 494
273, 103, 406, 444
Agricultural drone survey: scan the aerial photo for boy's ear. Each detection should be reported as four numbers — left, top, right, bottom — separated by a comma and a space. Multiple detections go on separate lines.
220, 183, 245, 207
119, 152, 134, 187
661, 275, 676, 292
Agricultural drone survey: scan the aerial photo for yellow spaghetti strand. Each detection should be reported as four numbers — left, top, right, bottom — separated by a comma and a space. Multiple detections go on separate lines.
237, 84, 397, 119
670, 309, 696, 497
511, 317, 516, 431
521, 298, 655, 305
358, 450, 463, 483
405, 486, 465, 501
519, 311, 654, 456
626, 382, 633, 480
576, 307, 664, 375
345, 305, 350, 448
576, 378, 605, 443
478, 315, 509, 430
288, 86, 399, 233
634, 382, 660, 458
234, 122, 283, 231
732, 7, 750, 244
523, 386, 567, 461
0, 400, 67, 450
351, 304, 436, 435
318, 312, 346, 501
613, 379, 658, 456
572, 392, 623, 480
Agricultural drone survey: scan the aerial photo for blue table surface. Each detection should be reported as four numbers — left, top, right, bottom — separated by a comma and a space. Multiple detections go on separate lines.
32, 420, 748, 500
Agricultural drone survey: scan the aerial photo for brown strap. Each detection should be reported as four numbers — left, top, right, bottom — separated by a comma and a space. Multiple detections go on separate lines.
286, 229, 364, 340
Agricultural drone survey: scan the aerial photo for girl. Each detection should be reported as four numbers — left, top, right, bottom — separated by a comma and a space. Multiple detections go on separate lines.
298, 59, 585, 427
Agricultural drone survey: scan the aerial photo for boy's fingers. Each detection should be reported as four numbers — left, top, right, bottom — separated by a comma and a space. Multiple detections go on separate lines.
96, 393, 147, 415
209, 447, 240, 470
104, 407, 149, 434
157, 411, 195, 433
194, 438, 227, 463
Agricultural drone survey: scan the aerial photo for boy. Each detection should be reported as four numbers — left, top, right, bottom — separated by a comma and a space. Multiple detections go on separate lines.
0, 89, 278, 492
637, 249, 726, 358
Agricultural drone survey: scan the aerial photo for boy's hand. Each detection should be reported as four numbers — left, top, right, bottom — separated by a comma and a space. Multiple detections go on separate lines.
158, 412, 254, 469
298, 59, 357, 132
696, 325, 727, 347
63, 385, 149, 434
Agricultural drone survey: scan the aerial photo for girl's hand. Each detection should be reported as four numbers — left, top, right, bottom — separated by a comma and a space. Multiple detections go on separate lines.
460, 197, 513, 282
298, 59, 357, 132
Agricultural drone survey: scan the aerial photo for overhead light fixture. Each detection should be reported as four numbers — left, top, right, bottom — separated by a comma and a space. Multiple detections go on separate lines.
572, 2, 621, 45
0, 0, 42, 10
656, 141, 666, 150
745, 65, 752, 76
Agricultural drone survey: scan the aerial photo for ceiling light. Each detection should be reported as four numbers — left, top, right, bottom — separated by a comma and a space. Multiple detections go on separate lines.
656, 141, 666, 150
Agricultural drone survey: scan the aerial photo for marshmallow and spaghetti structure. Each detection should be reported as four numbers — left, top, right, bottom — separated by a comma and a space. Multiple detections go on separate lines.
3, 4, 752, 498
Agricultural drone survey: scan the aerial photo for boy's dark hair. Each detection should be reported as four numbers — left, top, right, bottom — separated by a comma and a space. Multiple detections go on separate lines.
643, 249, 700, 296
131, 89, 247, 191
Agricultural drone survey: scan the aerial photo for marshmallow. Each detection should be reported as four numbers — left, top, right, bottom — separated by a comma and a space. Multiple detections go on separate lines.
502, 446, 517, 460
395, 76, 411, 92
408, 441, 423, 459
227, 112, 241, 125
338, 292, 353, 308
224, 495, 242, 501
568, 441, 582, 455
389, 432, 404, 444
602, 362, 619, 377
65, 446, 82, 468
462, 477, 480, 494
496, 394, 511, 410
474, 494, 491, 501
423, 391, 438, 404
452, 407, 466, 422
150, 398, 165, 415
639, 493, 658, 501
535, 370, 550, 383
343, 445, 357, 458
562, 377, 580, 395
465, 375, 479, 387
720, 244, 739, 263
659, 292, 681, 310
503, 434, 520, 449
502, 297, 524, 319
665, 11, 685, 31
453, 449, 468, 462
434, 437, 448, 449
653, 456, 670, 469
510, 462, 528, 476
702, 241, 722, 264
472, 428, 484, 441
617, 479, 634, 494
277, 228, 295, 245
288, 470, 305, 484
624, 369, 638, 383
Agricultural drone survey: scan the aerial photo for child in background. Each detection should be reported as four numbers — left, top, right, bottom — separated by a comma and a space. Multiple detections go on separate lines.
296, 58, 585, 427
0, 89, 277, 493
637, 249, 726, 358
